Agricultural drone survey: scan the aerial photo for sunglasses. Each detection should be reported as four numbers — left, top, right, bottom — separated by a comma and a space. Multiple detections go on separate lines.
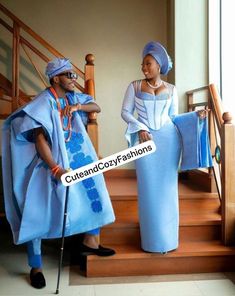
58, 72, 78, 79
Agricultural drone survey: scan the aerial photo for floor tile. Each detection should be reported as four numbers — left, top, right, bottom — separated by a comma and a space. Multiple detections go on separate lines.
195, 279, 235, 296
94, 281, 203, 296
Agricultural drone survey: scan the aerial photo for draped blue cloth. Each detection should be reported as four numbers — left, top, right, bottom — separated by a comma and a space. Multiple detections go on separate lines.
173, 112, 213, 170
2, 89, 115, 245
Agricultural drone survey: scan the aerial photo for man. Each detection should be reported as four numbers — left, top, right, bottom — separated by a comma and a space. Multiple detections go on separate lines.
2, 58, 115, 289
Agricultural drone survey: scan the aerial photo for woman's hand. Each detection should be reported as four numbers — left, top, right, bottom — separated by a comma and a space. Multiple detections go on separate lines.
197, 108, 210, 119
138, 130, 152, 143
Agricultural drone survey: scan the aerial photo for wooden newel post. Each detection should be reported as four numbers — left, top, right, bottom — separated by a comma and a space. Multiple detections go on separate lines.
84, 54, 98, 153
221, 111, 235, 245
12, 21, 20, 111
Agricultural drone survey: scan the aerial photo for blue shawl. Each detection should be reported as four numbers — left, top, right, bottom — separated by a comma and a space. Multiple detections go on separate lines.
173, 111, 213, 171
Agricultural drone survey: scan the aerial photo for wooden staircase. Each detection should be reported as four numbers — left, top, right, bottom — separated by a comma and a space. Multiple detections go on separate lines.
84, 173, 235, 277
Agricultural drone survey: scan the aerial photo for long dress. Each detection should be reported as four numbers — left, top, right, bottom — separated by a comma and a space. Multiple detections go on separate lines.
121, 80, 212, 253
122, 80, 180, 252
2, 88, 115, 245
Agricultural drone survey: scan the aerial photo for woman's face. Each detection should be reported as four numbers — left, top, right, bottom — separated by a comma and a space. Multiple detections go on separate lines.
141, 55, 160, 79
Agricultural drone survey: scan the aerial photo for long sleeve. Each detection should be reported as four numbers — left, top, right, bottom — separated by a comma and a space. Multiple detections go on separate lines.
121, 83, 149, 146
168, 86, 178, 119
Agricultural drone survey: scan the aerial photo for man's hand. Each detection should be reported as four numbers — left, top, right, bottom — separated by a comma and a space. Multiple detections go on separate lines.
63, 104, 81, 117
54, 167, 68, 180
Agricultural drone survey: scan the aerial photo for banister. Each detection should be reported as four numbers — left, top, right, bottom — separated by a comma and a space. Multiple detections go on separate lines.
209, 84, 223, 133
186, 85, 209, 95
12, 21, 20, 111
0, 3, 98, 152
86, 78, 98, 153
186, 84, 235, 246
0, 16, 85, 92
221, 111, 235, 245
86, 79, 97, 123
0, 3, 85, 79
85, 54, 95, 66
223, 112, 233, 124
1, 17, 50, 63
21, 43, 48, 88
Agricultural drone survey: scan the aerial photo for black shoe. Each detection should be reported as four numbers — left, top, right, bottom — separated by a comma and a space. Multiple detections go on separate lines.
79, 243, 115, 257
30, 269, 46, 289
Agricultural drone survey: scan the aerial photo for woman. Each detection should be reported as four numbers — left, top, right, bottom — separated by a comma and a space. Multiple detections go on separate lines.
121, 41, 211, 253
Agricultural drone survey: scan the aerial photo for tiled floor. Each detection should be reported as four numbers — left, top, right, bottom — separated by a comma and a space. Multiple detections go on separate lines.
1, 218, 235, 296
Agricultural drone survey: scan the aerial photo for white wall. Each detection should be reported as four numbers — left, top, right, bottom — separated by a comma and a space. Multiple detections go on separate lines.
221, 0, 235, 117
174, 0, 208, 113
0, 0, 168, 165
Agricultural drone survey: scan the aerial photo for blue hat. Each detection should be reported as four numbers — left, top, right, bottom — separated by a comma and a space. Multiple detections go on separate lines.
45, 57, 73, 79
142, 41, 172, 75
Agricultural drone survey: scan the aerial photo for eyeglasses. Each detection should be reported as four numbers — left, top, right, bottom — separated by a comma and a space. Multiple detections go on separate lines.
58, 72, 78, 79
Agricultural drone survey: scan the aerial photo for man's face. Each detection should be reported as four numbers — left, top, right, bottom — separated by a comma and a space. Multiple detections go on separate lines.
56, 71, 78, 92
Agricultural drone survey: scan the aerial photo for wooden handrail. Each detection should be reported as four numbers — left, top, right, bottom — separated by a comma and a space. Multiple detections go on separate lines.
186, 84, 235, 246
0, 16, 85, 93
186, 85, 209, 95
0, 17, 50, 62
0, 3, 98, 151
209, 84, 223, 134
0, 3, 85, 79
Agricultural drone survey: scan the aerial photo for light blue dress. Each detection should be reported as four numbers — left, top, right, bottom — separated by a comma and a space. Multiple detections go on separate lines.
121, 80, 212, 253
122, 80, 180, 252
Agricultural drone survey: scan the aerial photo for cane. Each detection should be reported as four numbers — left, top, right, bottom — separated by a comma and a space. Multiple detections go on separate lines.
55, 186, 69, 294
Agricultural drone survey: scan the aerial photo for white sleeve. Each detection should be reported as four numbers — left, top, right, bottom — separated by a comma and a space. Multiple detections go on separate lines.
168, 86, 179, 119
121, 82, 149, 146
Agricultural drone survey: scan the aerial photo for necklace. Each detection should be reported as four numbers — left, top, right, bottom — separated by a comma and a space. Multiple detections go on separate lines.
146, 80, 162, 89
49, 87, 72, 142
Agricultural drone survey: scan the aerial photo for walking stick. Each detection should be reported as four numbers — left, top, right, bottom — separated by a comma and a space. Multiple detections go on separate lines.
55, 186, 69, 294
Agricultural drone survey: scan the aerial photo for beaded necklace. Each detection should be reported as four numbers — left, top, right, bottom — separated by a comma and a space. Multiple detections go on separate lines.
49, 87, 72, 142
146, 79, 162, 89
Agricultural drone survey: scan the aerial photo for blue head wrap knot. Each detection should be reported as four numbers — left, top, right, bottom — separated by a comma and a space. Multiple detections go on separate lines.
45, 57, 73, 79
142, 41, 172, 75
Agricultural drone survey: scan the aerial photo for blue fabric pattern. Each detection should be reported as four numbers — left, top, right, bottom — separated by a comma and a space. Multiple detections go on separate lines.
64, 129, 102, 213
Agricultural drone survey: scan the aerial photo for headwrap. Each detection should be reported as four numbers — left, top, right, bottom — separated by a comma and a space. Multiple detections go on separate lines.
142, 41, 173, 75
45, 57, 73, 79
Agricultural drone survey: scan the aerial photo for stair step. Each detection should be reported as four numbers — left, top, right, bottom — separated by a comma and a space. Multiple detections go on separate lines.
85, 174, 230, 278
111, 212, 221, 225
112, 198, 221, 219
101, 214, 221, 245
106, 177, 219, 200
86, 241, 235, 277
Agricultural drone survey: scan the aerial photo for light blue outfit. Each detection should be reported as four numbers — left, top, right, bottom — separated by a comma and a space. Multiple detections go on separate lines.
2, 88, 115, 267
121, 80, 212, 253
